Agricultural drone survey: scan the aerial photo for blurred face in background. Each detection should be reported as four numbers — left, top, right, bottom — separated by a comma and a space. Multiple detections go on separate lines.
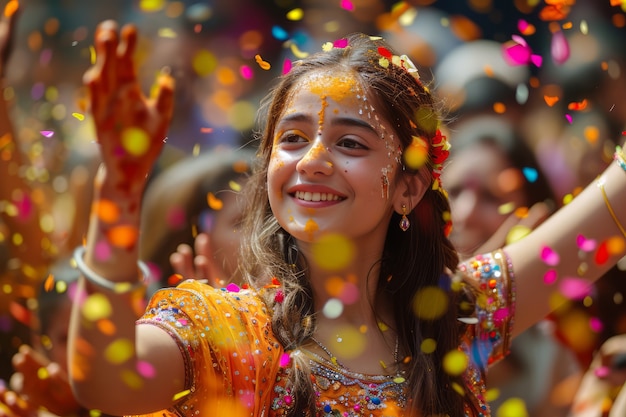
443, 142, 528, 258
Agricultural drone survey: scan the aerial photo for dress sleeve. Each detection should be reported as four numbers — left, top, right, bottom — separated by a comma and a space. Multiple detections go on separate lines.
458, 250, 516, 371
134, 280, 283, 417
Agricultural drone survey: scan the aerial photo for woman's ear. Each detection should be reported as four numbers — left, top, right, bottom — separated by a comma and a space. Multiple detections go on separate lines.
393, 169, 429, 213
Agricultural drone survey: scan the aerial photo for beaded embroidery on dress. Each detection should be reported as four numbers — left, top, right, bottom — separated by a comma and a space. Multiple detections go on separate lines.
128, 250, 514, 417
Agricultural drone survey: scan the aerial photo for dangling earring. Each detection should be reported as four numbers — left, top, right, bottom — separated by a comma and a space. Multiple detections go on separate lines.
399, 204, 410, 232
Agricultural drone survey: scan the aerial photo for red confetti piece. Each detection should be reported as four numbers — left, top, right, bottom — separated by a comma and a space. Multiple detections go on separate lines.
568, 99, 588, 111
594, 241, 610, 265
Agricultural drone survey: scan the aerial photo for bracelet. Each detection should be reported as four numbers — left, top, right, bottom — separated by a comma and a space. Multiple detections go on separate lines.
615, 145, 626, 173
597, 178, 626, 240
72, 246, 148, 293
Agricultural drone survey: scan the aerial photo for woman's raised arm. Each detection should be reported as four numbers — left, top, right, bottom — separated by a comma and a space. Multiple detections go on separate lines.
506, 145, 626, 336
67, 20, 185, 415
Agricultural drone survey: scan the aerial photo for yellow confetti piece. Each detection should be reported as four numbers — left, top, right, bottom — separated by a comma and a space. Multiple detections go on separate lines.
173, 389, 191, 401
207, 192, 223, 210
139, 0, 165, 12
104, 338, 134, 365
496, 397, 529, 417
157, 27, 177, 39
286, 8, 303, 21
312, 233, 355, 271
322, 42, 334, 52
120, 369, 143, 389
90, 45, 96, 65
505, 225, 532, 245
72, 112, 85, 121
289, 43, 309, 59
255, 54, 271, 70
37, 366, 49, 380
420, 338, 437, 353
485, 388, 500, 402
121, 127, 150, 156
404, 136, 428, 170
228, 180, 241, 192
82, 294, 113, 322
192, 50, 217, 76
442, 350, 468, 376
497, 202, 515, 215
413, 286, 449, 320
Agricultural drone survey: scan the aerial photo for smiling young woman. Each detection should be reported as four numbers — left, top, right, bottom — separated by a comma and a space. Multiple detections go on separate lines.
66, 20, 626, 417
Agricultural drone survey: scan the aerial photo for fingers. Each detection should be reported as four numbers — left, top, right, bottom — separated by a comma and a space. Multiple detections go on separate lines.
170, 243, 195, 278
152, 71, 176, 129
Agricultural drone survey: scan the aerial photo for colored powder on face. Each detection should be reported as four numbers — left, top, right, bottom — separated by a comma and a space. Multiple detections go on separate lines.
304, 71, 361, 105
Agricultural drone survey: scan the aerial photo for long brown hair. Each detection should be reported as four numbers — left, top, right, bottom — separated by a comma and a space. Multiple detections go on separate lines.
239, 33, 477, 417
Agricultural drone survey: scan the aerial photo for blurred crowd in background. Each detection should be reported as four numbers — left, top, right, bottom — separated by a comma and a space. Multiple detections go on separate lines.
2, 0, 626, 415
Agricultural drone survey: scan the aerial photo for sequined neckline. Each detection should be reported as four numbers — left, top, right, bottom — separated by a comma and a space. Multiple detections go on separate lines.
301, 348, 408, 384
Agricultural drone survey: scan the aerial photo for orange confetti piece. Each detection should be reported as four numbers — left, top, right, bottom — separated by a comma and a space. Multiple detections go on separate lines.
200, 127, 213, 133
97, 319, 117, 336
106, 225, 139, 248
4, 0, 18, 17
255, 54, 271, 70
567, 99, 588, 111
544, 95, 560, 106
207, 192, 223, 210
94, 199, 121, 223
44, 274, 55, 292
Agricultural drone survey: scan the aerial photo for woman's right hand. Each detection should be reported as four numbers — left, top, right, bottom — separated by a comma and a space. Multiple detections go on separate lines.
83, 20, 174, 194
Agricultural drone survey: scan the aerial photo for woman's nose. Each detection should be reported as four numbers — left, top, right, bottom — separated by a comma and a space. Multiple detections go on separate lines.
296, 139, 333, 176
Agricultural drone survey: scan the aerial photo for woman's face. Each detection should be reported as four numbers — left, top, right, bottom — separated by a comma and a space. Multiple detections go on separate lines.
266, 69, 407, 247
443, 142, 528, 257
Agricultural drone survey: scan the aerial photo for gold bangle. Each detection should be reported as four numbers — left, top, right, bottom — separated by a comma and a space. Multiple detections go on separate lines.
597, 178, 626, 239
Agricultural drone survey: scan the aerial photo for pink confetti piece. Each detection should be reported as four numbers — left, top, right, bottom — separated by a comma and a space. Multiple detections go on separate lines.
240, 65, 253, 80
576, 234, 597, 252
565, 114, 573, 124
14, 194, 33, 221
493, 307, 510, 323
137, 360, 156, 378
340, 0, 354, 11
226, 283, 240, 293
282, 58, 292, 75
94, 240, 112, 262
594, 365, 610, 378
540, 245, 560, 266
559, 277, 592, 300
517, 19, 530, 33
279, 352, 291, 367
40, 130, 55, 138
333, 38, 348, 48
551, 29, 570, 65
543, 269, 558, 285
589, 317, 603, 333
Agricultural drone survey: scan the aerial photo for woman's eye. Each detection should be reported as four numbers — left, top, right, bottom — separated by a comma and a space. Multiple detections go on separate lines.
279, 132, 308, 143
338, 138, 367, 149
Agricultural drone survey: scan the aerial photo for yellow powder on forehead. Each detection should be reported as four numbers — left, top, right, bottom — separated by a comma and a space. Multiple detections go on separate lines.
303, 71, 361, 104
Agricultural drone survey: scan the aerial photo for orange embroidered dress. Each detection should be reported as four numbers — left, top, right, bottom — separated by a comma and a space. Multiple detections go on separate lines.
133, 250, 514, 417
